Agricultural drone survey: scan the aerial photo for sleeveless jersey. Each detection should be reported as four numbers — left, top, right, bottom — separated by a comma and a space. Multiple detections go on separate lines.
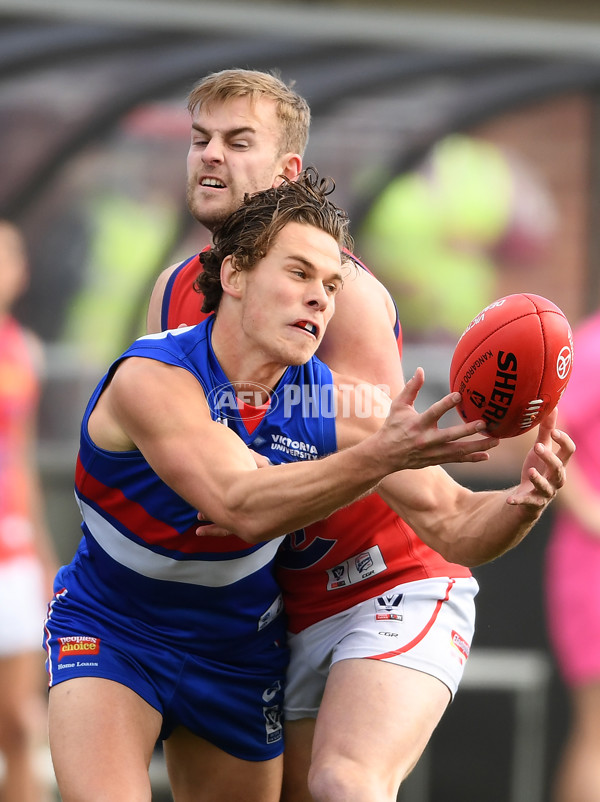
162, 253, 472, 635
70, 317, 337, 656
0, 317, 40, 564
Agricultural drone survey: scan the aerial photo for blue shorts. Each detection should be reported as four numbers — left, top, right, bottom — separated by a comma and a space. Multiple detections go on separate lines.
44, 583, 287, 761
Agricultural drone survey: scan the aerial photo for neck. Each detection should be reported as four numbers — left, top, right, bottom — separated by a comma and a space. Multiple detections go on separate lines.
210, 313, 287, 404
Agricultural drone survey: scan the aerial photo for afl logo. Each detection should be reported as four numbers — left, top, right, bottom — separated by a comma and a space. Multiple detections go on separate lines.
206, 380, 278, 421
556, 347, 572, 381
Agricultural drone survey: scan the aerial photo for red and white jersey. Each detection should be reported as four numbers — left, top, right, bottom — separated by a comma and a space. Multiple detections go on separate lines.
0, 317, 40, 563
162, 252, 472, 634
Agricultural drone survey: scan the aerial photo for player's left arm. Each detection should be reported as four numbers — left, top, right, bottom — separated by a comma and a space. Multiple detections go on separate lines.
376, 407, 575, 566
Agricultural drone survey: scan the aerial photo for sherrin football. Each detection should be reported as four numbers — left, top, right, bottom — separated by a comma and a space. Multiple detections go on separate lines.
449, 293, 574, 438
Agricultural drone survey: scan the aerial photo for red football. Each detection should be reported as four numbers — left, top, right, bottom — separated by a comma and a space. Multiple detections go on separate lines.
449, 293, 574, 438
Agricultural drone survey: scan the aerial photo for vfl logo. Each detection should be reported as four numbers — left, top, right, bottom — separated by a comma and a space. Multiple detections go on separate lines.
375, 593, 403, 621
556, 346, 572, 381
263, 705, 283, 744
329, 564, 348, 589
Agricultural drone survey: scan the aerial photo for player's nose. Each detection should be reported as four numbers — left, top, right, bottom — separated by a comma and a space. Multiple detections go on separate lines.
202, 137, 225, 164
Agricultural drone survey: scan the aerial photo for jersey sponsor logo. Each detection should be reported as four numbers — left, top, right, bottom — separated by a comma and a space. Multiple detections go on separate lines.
355, 551, 373, 574
270, 434, 319, 460
375, 593, 404, 621
58, 636, 100, 661
263, 705, 283, 744
451, 629, 470, 661
326, 546, 387, 591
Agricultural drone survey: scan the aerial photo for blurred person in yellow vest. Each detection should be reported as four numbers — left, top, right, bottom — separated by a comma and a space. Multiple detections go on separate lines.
360, 134, 556, 342
62, 191, 178, 364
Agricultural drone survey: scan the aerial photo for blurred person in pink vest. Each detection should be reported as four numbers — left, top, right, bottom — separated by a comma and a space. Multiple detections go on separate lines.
0, 221, 58, 802
546, 310, 600, 802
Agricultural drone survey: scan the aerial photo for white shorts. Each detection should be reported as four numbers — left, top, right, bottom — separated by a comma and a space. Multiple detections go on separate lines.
284, 576, 478, 719
0, 556, 47, 657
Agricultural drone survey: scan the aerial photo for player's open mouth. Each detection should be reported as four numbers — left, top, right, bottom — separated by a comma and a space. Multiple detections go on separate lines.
293, 321, 319, 337
200, 177, 226, 188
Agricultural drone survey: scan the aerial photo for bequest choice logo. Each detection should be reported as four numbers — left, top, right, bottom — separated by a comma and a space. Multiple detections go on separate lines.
206, 380, 392, 422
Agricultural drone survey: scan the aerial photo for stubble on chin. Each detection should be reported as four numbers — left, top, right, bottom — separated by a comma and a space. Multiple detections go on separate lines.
186, 186, 236, 233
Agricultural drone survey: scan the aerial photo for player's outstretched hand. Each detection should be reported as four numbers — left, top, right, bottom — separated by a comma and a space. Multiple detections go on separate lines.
506, 407, 575, 509
377, 367, 500, 471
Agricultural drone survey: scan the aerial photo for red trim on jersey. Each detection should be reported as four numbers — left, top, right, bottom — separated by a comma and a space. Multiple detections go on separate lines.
75, 455, 250, 554
164, 254, 209, 331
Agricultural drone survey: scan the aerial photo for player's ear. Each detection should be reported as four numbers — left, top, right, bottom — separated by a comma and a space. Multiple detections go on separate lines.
275, 153, 302, 184
221, 255, 245, 299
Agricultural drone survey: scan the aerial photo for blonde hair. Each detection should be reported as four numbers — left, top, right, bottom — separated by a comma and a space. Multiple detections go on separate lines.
187, 68, 311, 157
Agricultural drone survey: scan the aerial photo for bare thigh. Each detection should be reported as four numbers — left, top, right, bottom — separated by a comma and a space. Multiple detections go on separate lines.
281, 718, 315, 802
310, 658, 450, 800
48, 677, 162, 802
164, 726, 283, 802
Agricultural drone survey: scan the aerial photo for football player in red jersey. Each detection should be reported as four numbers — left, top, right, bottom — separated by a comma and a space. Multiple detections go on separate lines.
147, 70, 573, 802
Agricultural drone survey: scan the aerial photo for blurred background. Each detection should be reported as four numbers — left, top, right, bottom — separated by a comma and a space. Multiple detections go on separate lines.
2, 0, 600, 799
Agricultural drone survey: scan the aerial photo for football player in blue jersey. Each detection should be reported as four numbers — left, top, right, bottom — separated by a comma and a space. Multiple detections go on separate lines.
46, 166, 572, 802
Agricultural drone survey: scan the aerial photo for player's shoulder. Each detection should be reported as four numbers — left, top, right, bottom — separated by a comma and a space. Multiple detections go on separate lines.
147, 257, 198, 334
340, 254, 396, 316
155, 257, 195, 291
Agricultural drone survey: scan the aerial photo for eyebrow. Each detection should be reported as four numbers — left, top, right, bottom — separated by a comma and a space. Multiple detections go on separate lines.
289, 254, 343, 284
191, 122, 257, 137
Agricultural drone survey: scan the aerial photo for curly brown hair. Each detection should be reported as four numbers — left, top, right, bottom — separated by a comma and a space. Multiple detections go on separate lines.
195, 167, 353, 313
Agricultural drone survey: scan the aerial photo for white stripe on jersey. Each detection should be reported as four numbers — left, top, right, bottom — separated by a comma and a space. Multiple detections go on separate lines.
79, 500, 285, 587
